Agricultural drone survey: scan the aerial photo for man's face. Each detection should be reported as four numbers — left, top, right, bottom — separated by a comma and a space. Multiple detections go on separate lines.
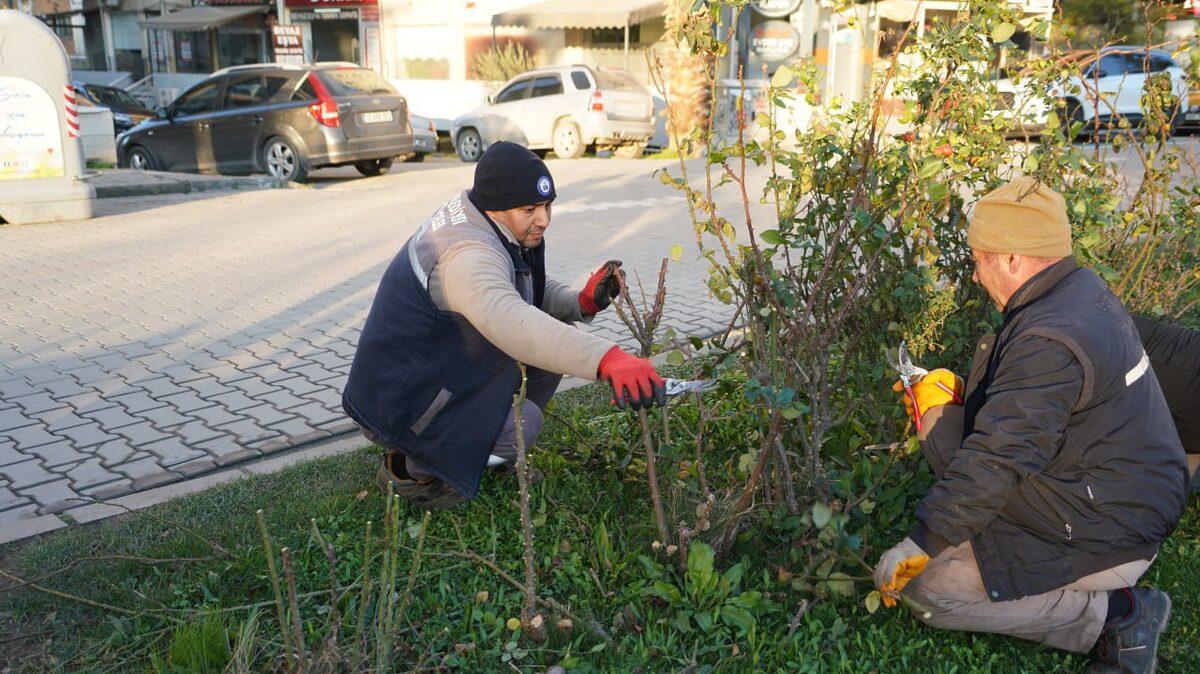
971, 249, 1009, 311
487, 201, 552, 248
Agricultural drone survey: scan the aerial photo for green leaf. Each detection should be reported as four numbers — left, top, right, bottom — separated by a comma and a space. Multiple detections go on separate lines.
812, 502, 832, 529
781, 406, 802, 420
926, 181, 949, 201
720, 605, 757, 632
865, 590, 881, 614
666, 350, 686, 366
589, 642, 607, 653
670, 243, 684, 261
991, 22, 1016, 43
771, 65, 794, 88
760, 229, 784, 245
826, 572, 855, 597
918, 158, 942, 180
1022, 154, 1040, 173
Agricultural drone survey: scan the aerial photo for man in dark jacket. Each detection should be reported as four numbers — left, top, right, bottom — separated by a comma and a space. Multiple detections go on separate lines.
1133, 314, 1200, 491
873, 178, 1189, 674
343, 142, 665, 509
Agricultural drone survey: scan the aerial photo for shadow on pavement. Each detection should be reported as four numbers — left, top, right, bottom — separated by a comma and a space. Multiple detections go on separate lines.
91, 191, 236, 219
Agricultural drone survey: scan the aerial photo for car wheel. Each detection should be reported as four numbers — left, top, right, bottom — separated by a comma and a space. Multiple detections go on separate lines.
404, 152, 426, 163
262, 136, 308, 182
612, 142, 647, 159
456, 128, 483, 162
126, 145, 156, 171
355, 157, 394, 176
552, 120, 584, 159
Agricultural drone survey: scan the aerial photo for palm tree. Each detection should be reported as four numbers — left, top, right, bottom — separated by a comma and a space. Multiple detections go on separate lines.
658, 0, 712, 155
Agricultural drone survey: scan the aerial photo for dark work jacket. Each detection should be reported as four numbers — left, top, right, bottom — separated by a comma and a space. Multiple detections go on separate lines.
910, 258, 1188, 601
1133, 315, 1200, 454
342, 191, 543, 498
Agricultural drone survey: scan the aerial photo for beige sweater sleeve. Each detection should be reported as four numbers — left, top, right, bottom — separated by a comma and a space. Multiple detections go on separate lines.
542, 277, 585, 322
427, 240, 614, 380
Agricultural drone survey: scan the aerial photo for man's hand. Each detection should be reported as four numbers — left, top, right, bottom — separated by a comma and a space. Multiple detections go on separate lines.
874, 537, 930, 608
597, 346, 665, 411
892, 368, 964, 422
579, 260, 624, 316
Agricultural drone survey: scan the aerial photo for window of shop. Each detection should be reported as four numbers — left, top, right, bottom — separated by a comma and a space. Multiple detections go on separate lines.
174, 32, 214, 73
876, 18, 911, 58
587, 25, 641, 46
393, 25, 451, 79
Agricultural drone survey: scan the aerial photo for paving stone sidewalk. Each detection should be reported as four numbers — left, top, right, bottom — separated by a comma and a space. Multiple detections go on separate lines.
0, 159, 742, 543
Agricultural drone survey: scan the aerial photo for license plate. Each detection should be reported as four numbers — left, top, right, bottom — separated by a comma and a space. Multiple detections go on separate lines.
1187, 112, 1200, 121
361, 110, 393, 124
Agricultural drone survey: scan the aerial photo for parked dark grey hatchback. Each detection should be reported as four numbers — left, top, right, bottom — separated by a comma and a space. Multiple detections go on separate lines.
117, 63, 414, 182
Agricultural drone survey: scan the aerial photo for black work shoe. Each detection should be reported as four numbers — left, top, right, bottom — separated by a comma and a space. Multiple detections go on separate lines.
1085, 587, 1171, 674
375, 452, 465, 510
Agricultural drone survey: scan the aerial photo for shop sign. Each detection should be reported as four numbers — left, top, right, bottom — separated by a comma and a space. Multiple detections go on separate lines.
285, 0, 376, 7
752, 0, 801, 18
291, 8, 358, 20
750, 20, 800, 63
0, 77, 65, 180
273, 25, 305, 66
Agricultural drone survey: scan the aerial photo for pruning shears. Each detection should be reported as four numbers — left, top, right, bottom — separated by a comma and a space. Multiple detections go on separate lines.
887, 341, 930, 434
886, 341, 963, 434
663, 378, 718, 397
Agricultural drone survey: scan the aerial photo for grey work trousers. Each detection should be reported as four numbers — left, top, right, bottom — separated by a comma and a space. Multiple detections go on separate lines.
406, 367, 562, 481
905, 405, 1154, 653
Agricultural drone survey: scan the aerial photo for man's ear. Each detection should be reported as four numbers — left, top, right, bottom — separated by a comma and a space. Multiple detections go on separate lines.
1004, 254, 1022, 274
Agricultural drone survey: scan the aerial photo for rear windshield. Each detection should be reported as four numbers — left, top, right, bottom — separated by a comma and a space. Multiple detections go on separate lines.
87, 86, 143, 108
593, 68, 642, 92
317, 68, 397, 95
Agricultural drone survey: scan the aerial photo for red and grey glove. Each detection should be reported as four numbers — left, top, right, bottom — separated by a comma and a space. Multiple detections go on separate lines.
579, 260, 624, 316
597, 346, 666, 411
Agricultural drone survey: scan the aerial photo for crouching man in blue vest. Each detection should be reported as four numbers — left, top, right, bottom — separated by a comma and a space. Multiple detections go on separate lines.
342, 141, 665, 509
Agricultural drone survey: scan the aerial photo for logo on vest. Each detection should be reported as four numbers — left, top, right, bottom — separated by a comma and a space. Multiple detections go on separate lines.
537, 176, 552, 197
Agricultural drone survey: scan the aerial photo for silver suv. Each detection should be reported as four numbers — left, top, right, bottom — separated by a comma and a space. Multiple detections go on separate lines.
452, 65, 654, 161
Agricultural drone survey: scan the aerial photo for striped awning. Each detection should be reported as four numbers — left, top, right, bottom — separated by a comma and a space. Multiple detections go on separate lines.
491, 0, 662, 29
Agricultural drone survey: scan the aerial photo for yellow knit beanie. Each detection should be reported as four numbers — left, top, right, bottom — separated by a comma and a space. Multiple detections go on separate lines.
967, 177, 1072, 257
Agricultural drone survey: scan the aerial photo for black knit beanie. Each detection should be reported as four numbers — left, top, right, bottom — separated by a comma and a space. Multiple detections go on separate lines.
468, 141, 556, 211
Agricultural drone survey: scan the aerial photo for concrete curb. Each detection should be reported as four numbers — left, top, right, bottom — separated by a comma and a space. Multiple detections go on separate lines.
86, 169, 297, 199
0, 350, 694, 547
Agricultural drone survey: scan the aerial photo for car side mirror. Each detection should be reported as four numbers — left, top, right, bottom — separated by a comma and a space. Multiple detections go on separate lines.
155, 106, 168, 118
1094, 69, 1109, 78
486, 94, 494, 105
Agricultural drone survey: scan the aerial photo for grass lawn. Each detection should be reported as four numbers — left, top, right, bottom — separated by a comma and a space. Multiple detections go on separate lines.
1, 382, 1196, 673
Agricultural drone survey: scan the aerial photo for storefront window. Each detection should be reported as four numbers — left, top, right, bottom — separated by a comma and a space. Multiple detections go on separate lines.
174, 32, 213, 73
219, 30, 265, 68
877, 18, 911, 58
393, 25, 450, 79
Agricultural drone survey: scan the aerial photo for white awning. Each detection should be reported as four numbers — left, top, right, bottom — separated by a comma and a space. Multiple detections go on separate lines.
491, 0, 663, 29
139, 5, 266, 31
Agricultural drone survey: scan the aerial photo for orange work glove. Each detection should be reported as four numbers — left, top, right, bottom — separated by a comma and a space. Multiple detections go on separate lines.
892, 368, 964, 423
873, 537, 930, 608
